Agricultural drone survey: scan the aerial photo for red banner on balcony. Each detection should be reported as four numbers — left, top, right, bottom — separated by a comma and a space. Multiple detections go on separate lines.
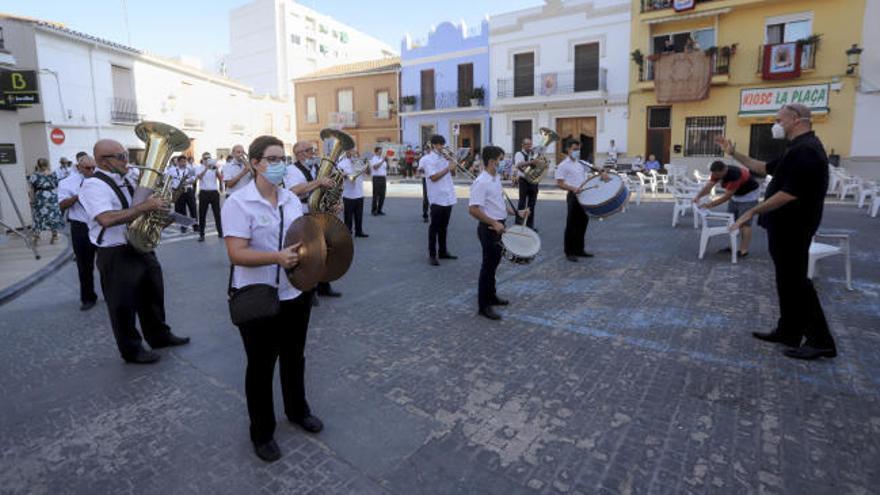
762, 43, 802, 80
653, 51, 712, 103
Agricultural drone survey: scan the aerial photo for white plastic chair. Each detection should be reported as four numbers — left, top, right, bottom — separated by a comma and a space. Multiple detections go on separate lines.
838, 176, 862, 200
828, 167, 848, 196
636, 172, 657, 197
693, 170, 709, 182
650, 170, 669, 193
808, 233, 852, 290
697, 208, 739, 263
871, 195, 880, 218
626, 175, 643, 206
857, 181, 877, 208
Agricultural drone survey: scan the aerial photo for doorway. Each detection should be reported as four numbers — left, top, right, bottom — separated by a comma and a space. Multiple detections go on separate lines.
646, 106, 671, 164
457, 123, 481, 153
555, 116, 596, 163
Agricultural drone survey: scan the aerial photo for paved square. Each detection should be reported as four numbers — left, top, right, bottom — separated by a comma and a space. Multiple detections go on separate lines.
1, 186, 878, 494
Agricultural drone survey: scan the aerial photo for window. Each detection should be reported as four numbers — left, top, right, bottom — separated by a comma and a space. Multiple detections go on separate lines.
765, 18, 813, 68
684, 116, 725, 157
305, 17, 316, 31
263, 113, 274, 134
111, 65, 134, 100
512, 120, 533, 154
574, 42, 600, 92
306, 38, 316, 52
340, 32, 349, 43
420, 124, 436, 148
337, 89, 353, 113
513, 52, 535, 97
652, 28, 715, 54
749, 124, 787, 162
457, 63, 474, 106
284, 114, 291, 132
291, 34, 301, 45
376, 90, 390, 118
306, 95, 317, 123
420, 69, 435, 110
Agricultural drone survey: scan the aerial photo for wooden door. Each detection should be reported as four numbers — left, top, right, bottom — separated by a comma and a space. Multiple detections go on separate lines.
421, 70, 435, 110
457, 124, 481, 152
646, 106, 671, 164
458, 63, 474, 107
555, 117, 596, 163
512, 120, 533, 155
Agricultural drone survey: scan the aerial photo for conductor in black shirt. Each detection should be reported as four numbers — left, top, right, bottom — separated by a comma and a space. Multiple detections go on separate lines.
716, 103, 836, 360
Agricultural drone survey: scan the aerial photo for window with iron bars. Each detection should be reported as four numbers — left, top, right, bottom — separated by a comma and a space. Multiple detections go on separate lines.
684, 116, 725, 157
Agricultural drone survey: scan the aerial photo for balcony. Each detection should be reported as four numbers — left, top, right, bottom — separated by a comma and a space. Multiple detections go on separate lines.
109, 97, 141, 124
640, 0, 717, 12
756, 42, 818, 74
496, 68, 607, 99
230, 123, 246, 134
305, 113, 318, 124
373, 109, 391, 120
329, 111, 357, 129
399, 91, 485, 114
638, 48, 735, 88
182, 114, 204, 130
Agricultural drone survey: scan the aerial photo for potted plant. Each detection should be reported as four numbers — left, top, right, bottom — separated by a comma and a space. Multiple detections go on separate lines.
631, 49, 645, 80
469, 87, 485, 107
401, 95, 416, 112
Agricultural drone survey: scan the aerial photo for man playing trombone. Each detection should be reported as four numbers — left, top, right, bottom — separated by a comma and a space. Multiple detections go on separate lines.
420, 135, 458, 266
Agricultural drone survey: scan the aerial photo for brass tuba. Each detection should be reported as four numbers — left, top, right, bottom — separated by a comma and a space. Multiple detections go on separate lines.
126, 121, 190, 253
308, 128, 355, 213
522, 127, 558, 185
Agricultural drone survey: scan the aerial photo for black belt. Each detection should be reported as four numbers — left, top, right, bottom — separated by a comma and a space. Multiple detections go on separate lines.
69, 219, 88, 225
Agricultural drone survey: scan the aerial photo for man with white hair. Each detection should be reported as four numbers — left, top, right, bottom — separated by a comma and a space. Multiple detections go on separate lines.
718, 103, 835, 360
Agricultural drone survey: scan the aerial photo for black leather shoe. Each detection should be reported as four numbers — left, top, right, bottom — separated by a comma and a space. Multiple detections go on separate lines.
355, 233, 369, 238
752, 330, 800, 347
577, 252, 594, 258
253, 440, 282, 462
439, 253, 457, 260
198, 235, 205, 242
318, 289, 342, 297
152, 334, 191, 349
490, 297, 509, 306
124, 348, 161, 364
79, 300, 97, 311
422, 217, 429, 223
378, 212, 386, 216
429, 256, 440, 266
566, 255, 579, 262
291, 414, 324, 433
784, 346, 837, 360
478, 307, 502, 320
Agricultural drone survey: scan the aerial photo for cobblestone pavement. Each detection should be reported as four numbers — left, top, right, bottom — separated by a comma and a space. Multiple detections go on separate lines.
1, 186, 878, 494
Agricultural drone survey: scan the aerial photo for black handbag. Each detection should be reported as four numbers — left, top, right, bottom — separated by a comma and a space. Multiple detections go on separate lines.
228, 206, 284, 326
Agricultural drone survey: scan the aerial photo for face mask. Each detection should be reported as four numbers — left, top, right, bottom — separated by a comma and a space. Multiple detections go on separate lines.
771, 123, 786, 140
262, 162, 286, 185
306, 157, 318, 168
570, 150, 580, 160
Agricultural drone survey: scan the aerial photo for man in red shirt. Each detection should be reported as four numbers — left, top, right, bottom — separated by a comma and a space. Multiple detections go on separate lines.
693, 160, 761, 256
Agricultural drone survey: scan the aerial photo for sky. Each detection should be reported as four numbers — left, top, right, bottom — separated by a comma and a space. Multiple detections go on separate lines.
0, 0, 545, 72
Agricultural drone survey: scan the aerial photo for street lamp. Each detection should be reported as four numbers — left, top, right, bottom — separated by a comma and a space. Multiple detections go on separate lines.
846, 44, 863, 75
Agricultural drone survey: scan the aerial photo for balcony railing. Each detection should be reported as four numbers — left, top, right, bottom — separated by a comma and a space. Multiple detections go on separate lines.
306, 113, 318, 124
329, 111, 357, 128
496, 68, 607, 99
639, 49, 735, 82
402, 91, 484, 113
640, 0, 716, 12
183, 114, 204, 130
230, 123, 246, 134
756, 43, 818, 74
110, 97, 140, 123
373, 109, 391, 120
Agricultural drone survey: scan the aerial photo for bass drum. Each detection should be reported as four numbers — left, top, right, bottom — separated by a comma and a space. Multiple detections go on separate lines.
577, 174, 629, 218
500, 225, 541, 264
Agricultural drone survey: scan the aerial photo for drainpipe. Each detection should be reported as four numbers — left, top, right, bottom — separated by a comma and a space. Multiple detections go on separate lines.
88, 42, 101, 140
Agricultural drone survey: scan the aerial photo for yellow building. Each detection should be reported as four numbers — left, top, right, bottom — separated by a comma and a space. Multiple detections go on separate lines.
627, 0, 866, 171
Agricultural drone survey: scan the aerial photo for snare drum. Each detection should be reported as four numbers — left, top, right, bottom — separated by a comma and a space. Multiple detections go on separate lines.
577, 174, 629, 218
500, 225, 541, 264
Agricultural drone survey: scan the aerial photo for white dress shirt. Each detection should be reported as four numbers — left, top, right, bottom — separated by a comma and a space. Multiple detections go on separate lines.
166, 165, 195, 190
223, 160, 252, 195
55, 165, 72, 181
283, 164, 311, 212
420, 151, 457, 207
194, 164, 221, 191
554, 157, 586, 190
469, 170, 507, 221
370, 155, 387, 177
57, 172, 89, 223
338, 157, 364, 199
513, 150, 533, 179
79, 170, 135, 246
221, 181, 303, 301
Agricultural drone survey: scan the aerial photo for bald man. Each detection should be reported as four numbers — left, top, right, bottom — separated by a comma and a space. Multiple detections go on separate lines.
223, 144, 251, 195
79, 139, 190, 364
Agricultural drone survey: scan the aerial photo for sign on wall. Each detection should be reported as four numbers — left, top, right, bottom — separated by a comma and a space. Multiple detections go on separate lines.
0, 143, 16, 164
739, 84, 829, 115
50, 128, 65, 145
761, 43, 802, 80
0, 70, 40, 107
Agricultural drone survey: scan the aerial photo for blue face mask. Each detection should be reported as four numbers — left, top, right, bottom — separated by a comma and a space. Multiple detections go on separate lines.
570, 150, 580, 161
262, 162, 286, 185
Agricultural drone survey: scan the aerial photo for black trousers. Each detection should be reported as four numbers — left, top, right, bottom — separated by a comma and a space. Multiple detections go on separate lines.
343, 197, 365, 235
198, 190, 222, 237
477, 222, 504, 310
371, 176, 387, 214
70, 220, 97, 305
175, 188, 197, 227
95, 245, 172, 358
564, 192, 589, 256
428, 204, 453, 257
421, 178, 429, 220
767, 226, 835, 349
237, 292, 313, 445
316, 281, 334, 295
516, 179, 539, 229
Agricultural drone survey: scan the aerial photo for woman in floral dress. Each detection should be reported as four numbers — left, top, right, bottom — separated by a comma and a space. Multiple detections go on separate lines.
27, 158, 65, 244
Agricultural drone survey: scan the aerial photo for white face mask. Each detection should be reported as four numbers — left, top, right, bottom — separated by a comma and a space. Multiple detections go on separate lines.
771, 123, 786, 140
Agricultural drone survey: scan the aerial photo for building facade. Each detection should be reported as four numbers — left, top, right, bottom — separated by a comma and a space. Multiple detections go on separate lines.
628, 0, 866, 173
399, 20, 490, 153
489, 0, 631, 164
0, 14, 294, 225
293, 58, 400, 155
228, 0, 396, 98
849, 0, 879, 178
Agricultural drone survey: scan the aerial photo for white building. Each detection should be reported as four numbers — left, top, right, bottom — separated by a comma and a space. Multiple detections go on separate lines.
849, 0, 880, 179
228, 0, 396, 98
0, 14, 294, 225
489, 0, 630, 165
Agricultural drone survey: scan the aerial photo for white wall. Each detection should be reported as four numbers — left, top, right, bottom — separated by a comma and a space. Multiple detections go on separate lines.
228, 0, 280, 96
850, 0, 880, 164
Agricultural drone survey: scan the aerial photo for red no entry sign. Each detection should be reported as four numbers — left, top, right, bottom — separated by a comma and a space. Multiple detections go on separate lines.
50, 128, 65, 145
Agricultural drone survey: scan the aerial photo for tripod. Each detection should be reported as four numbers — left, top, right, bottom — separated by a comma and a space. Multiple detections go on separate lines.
0, 169, 40, 260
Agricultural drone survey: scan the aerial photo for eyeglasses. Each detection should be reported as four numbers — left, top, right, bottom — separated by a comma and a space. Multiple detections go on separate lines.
101, 153, 128, 161
262, 155, 285, 162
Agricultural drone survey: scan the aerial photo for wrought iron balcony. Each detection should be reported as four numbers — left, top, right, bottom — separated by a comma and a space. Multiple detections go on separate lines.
329, 111, 357, 128
401, 91, 484, 113
641, 0, 717, 13
639, 49, 735, 82
496, 68, 607, 99
373, 109, 391, 120
756, 42, 818, 74
183, 114, 204, 130
109, 97, 140, 123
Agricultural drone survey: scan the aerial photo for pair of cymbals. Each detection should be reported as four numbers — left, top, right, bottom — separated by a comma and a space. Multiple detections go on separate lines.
283, 212, 354, 291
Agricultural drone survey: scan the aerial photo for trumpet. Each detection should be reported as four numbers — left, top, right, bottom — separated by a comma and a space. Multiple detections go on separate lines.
345, 157, 371, 181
